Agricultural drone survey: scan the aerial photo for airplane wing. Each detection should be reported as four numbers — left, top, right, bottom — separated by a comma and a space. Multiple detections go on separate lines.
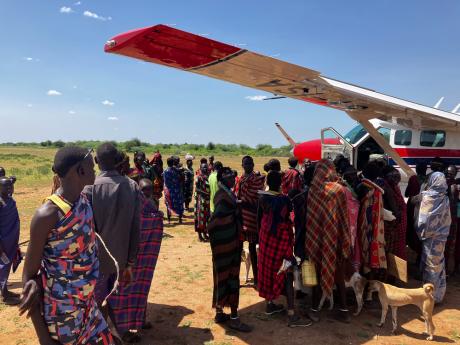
105, 24, 460, 131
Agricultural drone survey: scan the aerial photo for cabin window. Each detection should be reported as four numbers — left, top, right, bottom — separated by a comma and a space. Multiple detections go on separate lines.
394, 130, 412, 146
378, 127, 390, 142
420, 130, 446, 147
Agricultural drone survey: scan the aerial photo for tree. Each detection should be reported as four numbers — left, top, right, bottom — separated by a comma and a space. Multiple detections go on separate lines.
124, 138, 142, 152
53, 140, 65, 148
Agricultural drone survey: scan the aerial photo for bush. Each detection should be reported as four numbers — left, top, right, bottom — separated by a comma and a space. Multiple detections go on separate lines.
1, 140, 291, 157
53, 140, 65, 148
125, 138, 142, 152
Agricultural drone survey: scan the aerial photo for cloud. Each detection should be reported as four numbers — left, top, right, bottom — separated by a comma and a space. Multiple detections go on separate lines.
236, 43, 247, 46
102, 100, 115, 106
107, 116, 119, 121
74, 1, 82, 5
269, 53, 281, 58
23, 57, 39, 62
47, 90, 62, 96
83, 10, 112, 21
26, 104, 33, 108
245, 95, 268, 101
68, 110, 76, 115
60, 6, 74, 14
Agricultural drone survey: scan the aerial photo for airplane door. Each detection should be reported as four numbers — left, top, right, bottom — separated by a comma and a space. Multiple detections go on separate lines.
321, 127, 354, 162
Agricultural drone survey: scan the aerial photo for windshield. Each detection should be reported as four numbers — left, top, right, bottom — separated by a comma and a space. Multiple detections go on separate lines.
344, 124, 367, 144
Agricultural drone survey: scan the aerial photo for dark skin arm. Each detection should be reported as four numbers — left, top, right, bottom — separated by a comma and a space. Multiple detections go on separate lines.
19, 202, 61, 345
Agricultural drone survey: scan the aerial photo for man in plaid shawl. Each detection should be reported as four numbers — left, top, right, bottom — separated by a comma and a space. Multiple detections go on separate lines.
306, 159, 351, 322
108, 179, 163, 342
281, 157, 303, 196
234, 156, 265, 286
357, 162, 387, 275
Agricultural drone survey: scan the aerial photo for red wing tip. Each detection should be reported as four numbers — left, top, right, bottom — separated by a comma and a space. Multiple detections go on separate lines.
104, 24, 163, 52
103, 24, 242, 70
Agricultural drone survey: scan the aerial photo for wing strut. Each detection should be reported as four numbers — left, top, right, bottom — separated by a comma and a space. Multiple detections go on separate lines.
358, 120, 415, 177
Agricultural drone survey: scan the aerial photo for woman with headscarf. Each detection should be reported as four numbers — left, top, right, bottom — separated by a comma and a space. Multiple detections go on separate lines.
416, 171, 451, 303
305, 159, 351, 322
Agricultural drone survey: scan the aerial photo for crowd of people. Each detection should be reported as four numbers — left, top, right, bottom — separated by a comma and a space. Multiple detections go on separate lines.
0, 146, 459, 343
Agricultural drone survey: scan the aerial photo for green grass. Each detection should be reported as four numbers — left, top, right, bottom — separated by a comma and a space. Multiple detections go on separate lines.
0, 149, 54, 187
180, 321, 192, 328
450, 329, 460, 342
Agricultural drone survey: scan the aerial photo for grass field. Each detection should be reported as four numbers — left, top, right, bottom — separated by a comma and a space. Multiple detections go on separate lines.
1, 146, 460, 345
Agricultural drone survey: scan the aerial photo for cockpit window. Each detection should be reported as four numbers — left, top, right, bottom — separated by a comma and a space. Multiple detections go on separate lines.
344, 125, 367, 144
394, 130, 412, 146
345, 124, 390, 144
420, 130, 446, 147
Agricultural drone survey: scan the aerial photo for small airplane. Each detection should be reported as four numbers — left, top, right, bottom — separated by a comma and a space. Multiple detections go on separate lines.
104, 25, 460, 176
274, 114, 460, 172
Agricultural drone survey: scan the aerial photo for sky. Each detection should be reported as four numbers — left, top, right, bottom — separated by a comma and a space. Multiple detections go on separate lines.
0, 1, 459, 147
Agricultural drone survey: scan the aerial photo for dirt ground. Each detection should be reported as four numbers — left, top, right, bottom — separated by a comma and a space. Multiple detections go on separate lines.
1, 155, 460, 345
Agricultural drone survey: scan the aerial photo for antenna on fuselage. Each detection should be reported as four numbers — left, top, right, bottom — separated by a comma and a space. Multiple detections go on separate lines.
452, 103, 460, 114
275, 123, 296, 147
434, 96, 445, 109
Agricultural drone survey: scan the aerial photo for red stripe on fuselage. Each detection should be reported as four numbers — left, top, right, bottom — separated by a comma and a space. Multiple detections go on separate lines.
104, 24, 241, 70
394, 147, 460, 158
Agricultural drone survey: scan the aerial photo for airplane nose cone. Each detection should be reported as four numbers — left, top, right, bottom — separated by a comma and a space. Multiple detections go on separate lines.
293, 138, 340, 162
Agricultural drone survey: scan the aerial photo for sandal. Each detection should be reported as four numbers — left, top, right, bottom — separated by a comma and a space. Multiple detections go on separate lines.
2, 296, 20, 306
121, 331, 141, 343
228, 318, 253, 333
214, 312, 230, 324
